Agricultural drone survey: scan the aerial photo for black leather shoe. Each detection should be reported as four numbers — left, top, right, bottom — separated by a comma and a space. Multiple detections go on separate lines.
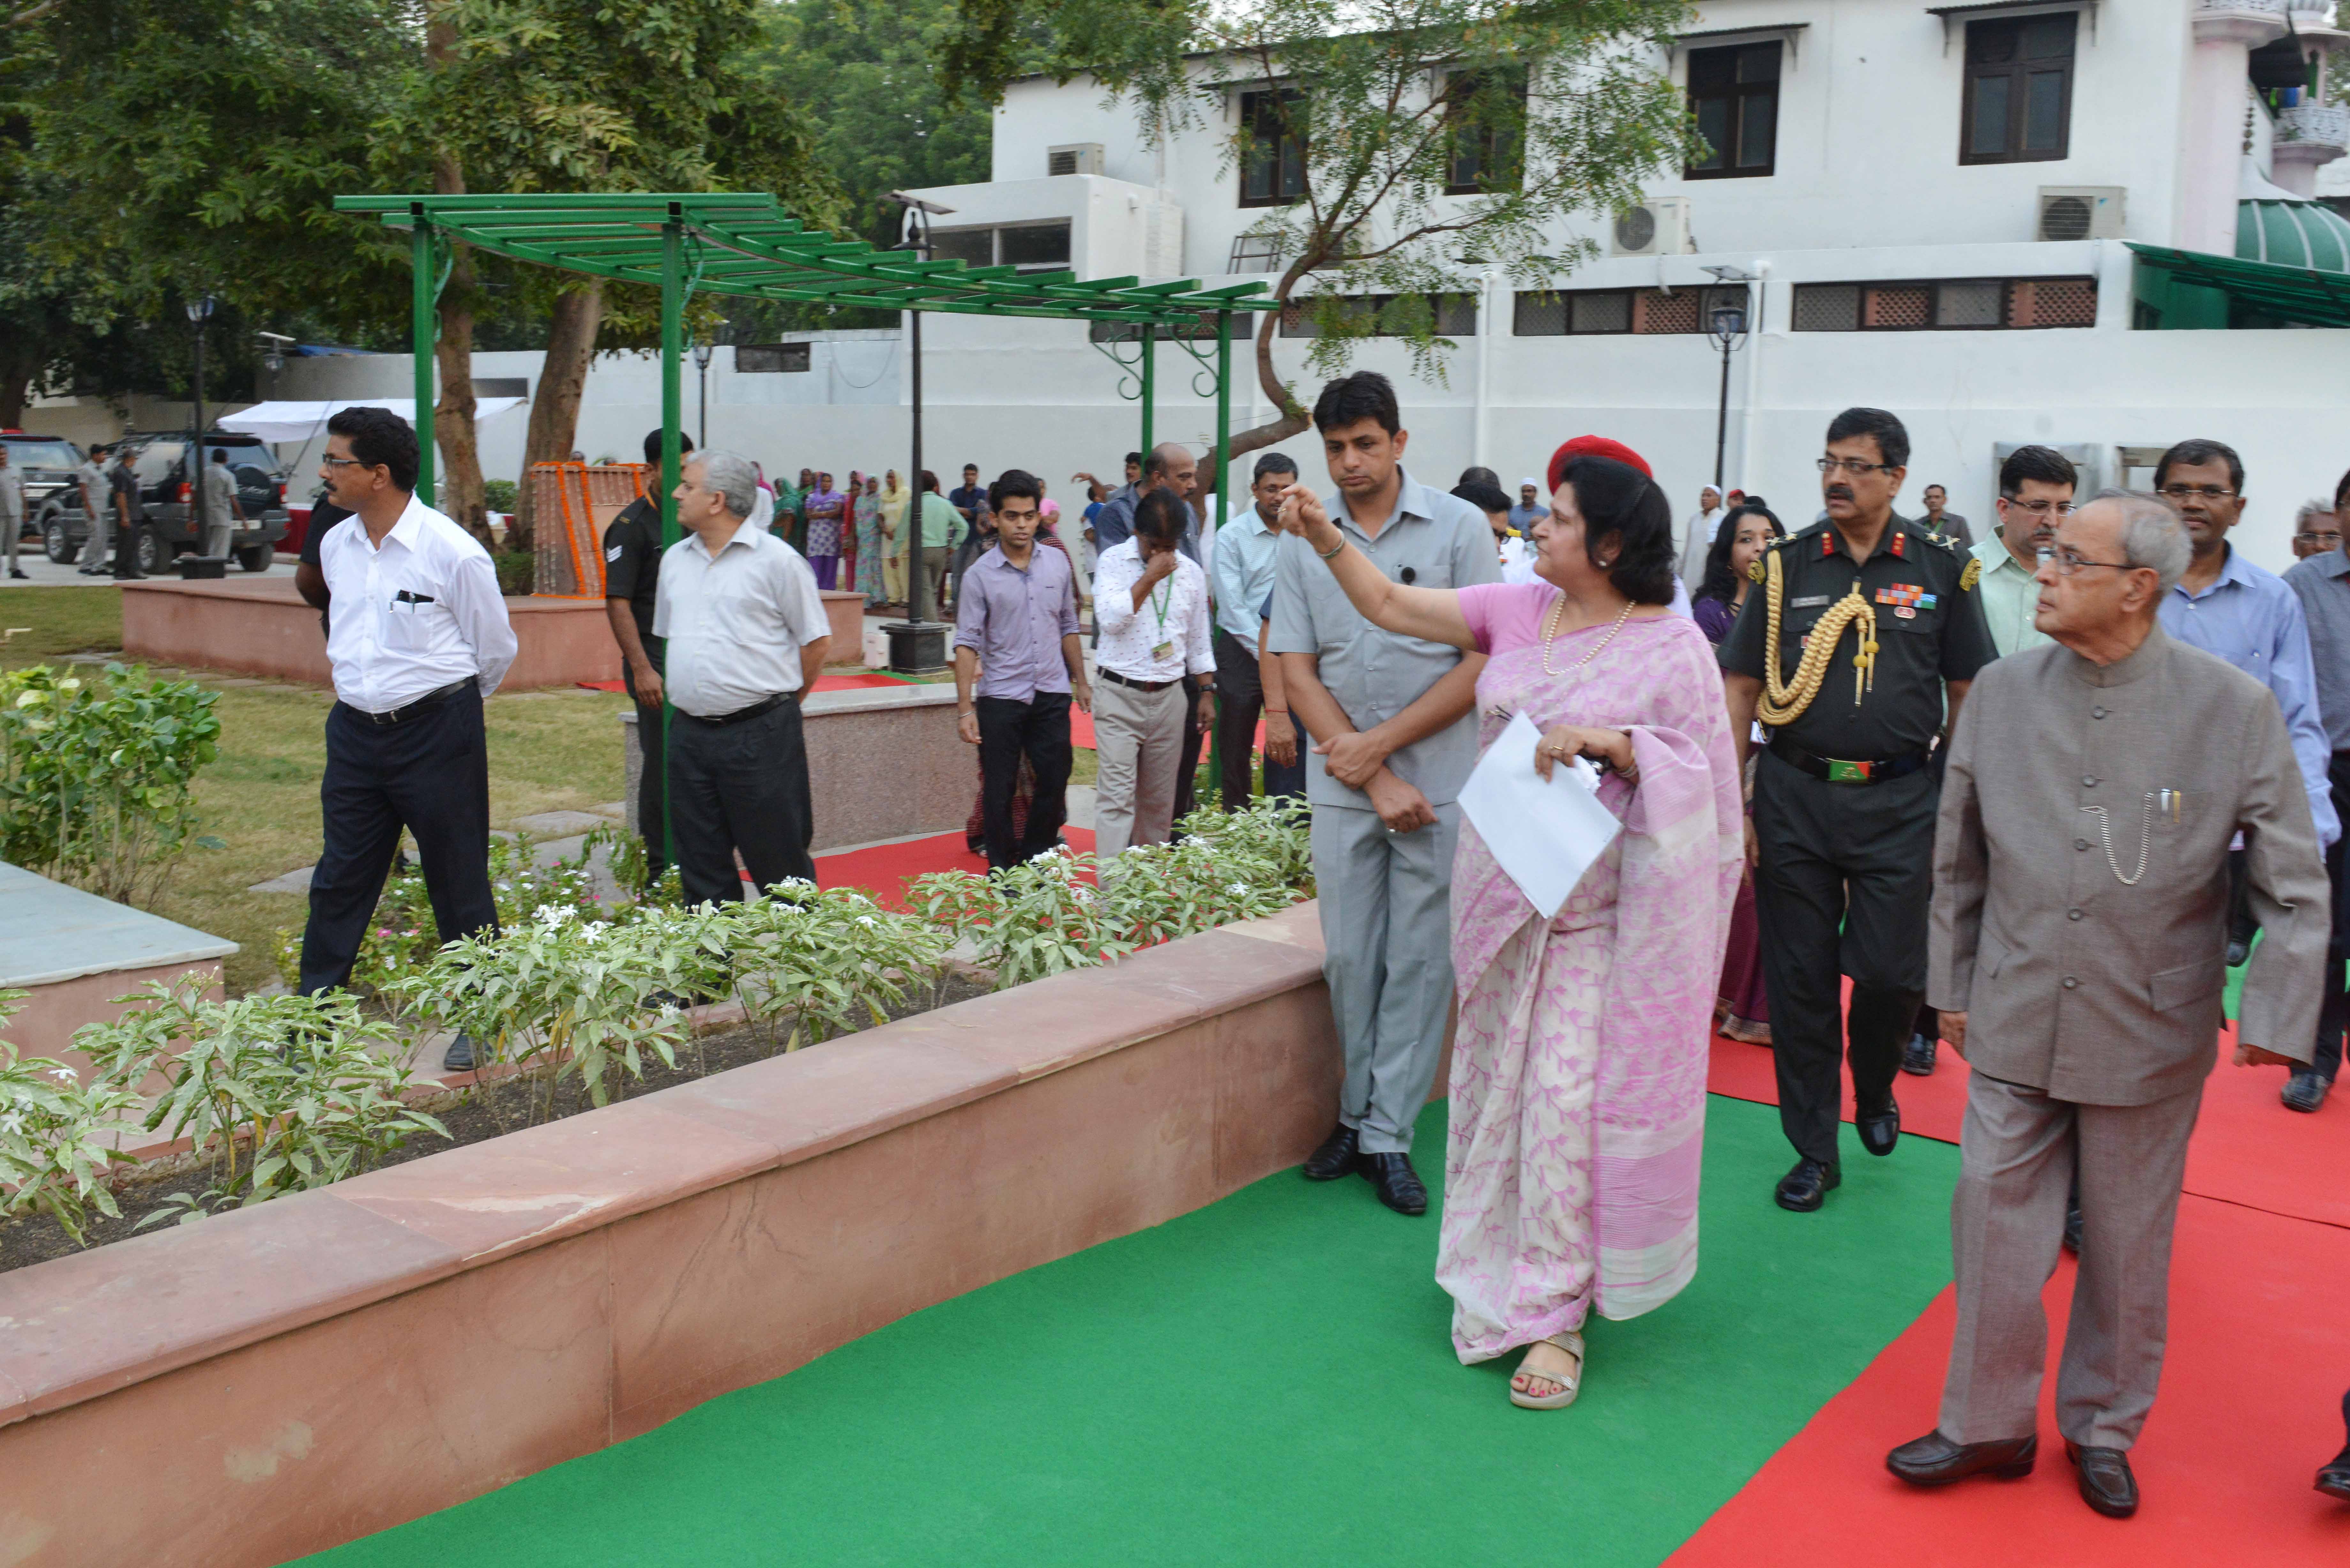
2316, 1444, 2350, 1502
1775, 1156, 1841, 1212
2283, 1072, 2331, 1113
1900, 1033, 1937, 1076
1886, 1429, 2037, 1486
1302, 1123, 1360, 1182
440, 1032, 478, 1073
1856, 1095, 1901, 1157
2066, 1442, 2139, 1518
2063, 1204, 2083, 1255
1361, 1152, 1428, 1216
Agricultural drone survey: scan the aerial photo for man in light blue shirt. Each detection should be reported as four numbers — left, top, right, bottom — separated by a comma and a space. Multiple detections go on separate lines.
1210, 451, 1306, 807
2152, 439, 2339, 973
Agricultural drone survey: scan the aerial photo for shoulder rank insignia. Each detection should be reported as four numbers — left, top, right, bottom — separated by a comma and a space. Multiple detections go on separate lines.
1748, 557, 1767, 584
1959, 557, 1982, 592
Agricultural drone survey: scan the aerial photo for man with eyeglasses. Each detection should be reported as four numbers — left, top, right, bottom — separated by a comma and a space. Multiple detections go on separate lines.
2283, 465, 2350, 1113
2150, 439, 2338, 979
1967, 446, 2077, 660
2292, 499, 2341, 560
1719, 407, 1998, 1213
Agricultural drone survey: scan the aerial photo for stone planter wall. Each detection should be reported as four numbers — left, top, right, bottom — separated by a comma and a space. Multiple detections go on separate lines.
0, 903, 1338, 1566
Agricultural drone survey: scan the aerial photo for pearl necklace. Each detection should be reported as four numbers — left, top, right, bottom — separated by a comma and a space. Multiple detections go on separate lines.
1540, 594, 1636, 677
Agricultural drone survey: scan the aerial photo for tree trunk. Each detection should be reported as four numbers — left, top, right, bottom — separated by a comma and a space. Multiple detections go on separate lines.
511, 282, 605, 556
423, 7, 490, 547
0, 346, 37, 429
1224, 258, 1314, 461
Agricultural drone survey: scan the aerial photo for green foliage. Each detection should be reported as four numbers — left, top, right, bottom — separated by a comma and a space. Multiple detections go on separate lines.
481, 479, 520, 512
942, 0, 1697, 420
0, 663, 223, 907
0, 990, 139, 1246
721, 882, 955, 1052
909, 798, 1313, 989
63, 981, 448, 1227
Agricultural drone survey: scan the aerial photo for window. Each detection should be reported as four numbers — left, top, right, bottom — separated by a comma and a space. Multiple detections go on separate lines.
133, 442, 184, 486
1444, 70, 1526, 195
1239, 90, 1308, 207
1685, 42, 1779, 179
1279, 294, 1476, 337
1512, 285, 1751, 335
1789, 277, 2096, 331
1961, 13, 2074, 165
920, 222, 1072, 273
927, 228, 994, 269
737, 343, 813, 373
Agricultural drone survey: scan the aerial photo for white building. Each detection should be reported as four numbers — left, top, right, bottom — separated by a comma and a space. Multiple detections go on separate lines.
135, 0, 2350, 566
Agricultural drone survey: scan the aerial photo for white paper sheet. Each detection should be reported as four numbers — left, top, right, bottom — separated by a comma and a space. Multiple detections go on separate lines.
1458, 711, 1624, 920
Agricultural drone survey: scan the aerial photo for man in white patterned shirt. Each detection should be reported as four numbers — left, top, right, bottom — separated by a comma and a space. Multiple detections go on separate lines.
299, 408, 517, 1074
1091, 486, 1215, 857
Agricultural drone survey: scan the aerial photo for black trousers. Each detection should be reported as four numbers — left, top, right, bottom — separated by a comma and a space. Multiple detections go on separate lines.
1212, 628, 1307, 809
1752, 749, 1938, 1165
299, 682, 497, 995
2309, 751, 2350, 1081
977, 691, 1073, 873
668, 697, 816, 906
1172, 683, 1205, 826
622, 654, 668, 875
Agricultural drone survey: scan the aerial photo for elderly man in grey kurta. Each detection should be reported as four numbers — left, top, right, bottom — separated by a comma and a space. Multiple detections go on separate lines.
1269, 371, 1499, 1217
1888, 494, 2327, 1519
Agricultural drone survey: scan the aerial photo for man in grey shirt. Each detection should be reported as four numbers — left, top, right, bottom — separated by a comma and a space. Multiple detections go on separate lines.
2283, 489, 2350, 1111
74, 447, 111, 574
0, 446, 24, 579
1269, 371, 1499, 1216
1919, 484, 1973, 550
198, 447, 245, 558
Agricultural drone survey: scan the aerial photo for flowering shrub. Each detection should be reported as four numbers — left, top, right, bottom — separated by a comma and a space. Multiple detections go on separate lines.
722, 882, 953, 1050
0, 990, 140, 1245
0, 664, 223, 906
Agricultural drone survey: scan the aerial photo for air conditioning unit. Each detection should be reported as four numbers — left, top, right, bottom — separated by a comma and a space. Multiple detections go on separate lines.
1047, 143, 1105, 177
2036, 186, 2125, 242
1609, 197, 1694, 258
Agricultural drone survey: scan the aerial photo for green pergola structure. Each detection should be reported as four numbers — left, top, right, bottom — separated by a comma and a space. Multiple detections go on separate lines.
333, 192, 1281, 845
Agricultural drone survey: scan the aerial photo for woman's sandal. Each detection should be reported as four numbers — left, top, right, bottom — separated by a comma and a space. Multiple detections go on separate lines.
1509, 1331, 1585, 1410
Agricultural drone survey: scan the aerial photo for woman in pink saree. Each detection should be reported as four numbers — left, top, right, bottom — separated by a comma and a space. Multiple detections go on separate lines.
1275, 448, 1741, 1409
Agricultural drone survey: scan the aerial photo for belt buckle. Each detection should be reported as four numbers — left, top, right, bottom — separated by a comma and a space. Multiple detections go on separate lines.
1827, 758, 1872, 783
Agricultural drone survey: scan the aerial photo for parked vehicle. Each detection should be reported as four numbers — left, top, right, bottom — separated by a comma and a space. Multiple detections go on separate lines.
39, 431, 291, 573
2, 433, 87, 545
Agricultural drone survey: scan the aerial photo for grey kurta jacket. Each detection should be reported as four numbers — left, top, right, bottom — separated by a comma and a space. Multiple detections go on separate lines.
1929, 623, 2327, 1104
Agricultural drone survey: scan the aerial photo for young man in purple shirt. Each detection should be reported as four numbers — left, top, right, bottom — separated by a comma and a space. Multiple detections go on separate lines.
953, 468, 1094, 873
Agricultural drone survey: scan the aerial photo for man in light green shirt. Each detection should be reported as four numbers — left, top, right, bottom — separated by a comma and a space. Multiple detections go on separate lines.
914, 469, 964, 615
1968, 445, 2078, 658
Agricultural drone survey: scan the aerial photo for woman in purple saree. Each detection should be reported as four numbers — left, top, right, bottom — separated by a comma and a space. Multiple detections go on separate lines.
1275, 451, 1741, 1409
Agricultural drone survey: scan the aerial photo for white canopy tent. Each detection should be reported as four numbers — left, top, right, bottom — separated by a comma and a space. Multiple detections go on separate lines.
216, 397, 525, 444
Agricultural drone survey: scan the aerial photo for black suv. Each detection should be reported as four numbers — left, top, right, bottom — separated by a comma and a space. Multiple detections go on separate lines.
41, 431, 291, 573
3, 434, 87, 547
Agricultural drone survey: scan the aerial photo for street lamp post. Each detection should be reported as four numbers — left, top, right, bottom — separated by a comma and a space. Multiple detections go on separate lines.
186, 293, 216, 478
691, 338, 713, 449
1706, 300, 1748, 494
883, 192, 954, 674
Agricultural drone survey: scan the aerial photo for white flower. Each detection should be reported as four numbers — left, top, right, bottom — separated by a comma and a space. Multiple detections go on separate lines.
535, 904, 572, 927
578, 923, 607, 944
1228, 882, 1252, 896
47, 1066, 77, 1084
0, 1112, 21, 1135
856, 915, 877, 929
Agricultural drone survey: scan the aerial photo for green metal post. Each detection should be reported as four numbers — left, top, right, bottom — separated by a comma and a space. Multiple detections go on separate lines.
1139, 324, 1155, 454
411, 205, 436, 506
659, 211, 685, 871
1212, 309, 1234, 798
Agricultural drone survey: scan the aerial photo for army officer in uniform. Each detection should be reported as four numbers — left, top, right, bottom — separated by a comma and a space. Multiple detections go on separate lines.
1719, 408, 1999, 1212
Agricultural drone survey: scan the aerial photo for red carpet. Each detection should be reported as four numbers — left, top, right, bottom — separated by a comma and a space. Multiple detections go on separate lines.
1703, 1020, 2350, 1230
1665, 1192, 2350, 1567
810, 827, 1097, 910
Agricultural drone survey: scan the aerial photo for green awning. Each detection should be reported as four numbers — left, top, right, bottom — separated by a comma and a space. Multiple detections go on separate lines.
332, 192, 1278, 326
2127, 241, 2350, 329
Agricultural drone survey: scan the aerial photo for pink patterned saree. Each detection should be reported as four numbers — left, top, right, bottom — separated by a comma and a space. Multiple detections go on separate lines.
1435, 604, 1743, 1363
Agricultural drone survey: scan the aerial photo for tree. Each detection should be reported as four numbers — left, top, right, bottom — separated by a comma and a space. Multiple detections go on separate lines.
397, 0, 848, 551
944, 0, 1695, 456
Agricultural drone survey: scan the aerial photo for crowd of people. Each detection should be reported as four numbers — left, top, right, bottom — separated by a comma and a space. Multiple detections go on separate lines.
279, 373, 2350, 1522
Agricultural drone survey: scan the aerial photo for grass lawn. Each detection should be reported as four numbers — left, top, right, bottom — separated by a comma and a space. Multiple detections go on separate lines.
3, 586, 629, 994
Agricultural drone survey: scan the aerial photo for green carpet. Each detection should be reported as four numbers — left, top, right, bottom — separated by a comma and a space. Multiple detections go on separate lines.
303, 1098, 1959, 1568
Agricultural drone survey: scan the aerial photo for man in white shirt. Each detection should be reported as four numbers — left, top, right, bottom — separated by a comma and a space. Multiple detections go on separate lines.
654, 449, 832, 905
1679, 484, 1725, 586
1092, 486, 1215, 857
73, 447, 112, 574
299, 407, 518, 1074
198, 447, 246, 559
1210, 452, 1307, 807
0, 445, 24, 579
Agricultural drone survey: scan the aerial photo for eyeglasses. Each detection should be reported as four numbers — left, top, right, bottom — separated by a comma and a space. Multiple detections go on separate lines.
2156, 485, 2237, 502
2001, 498, 2077, 517
2299, 531, 2344, 546
319, 454, 370, 470
1816, 457, 1898, 476
2036, 547, 2140, 577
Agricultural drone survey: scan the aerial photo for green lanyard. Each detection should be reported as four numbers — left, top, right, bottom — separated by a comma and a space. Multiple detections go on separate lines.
1149, 577, 1172, 635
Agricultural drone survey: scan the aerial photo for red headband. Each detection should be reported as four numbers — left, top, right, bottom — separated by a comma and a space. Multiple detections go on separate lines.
1546, 435, 1654, 495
